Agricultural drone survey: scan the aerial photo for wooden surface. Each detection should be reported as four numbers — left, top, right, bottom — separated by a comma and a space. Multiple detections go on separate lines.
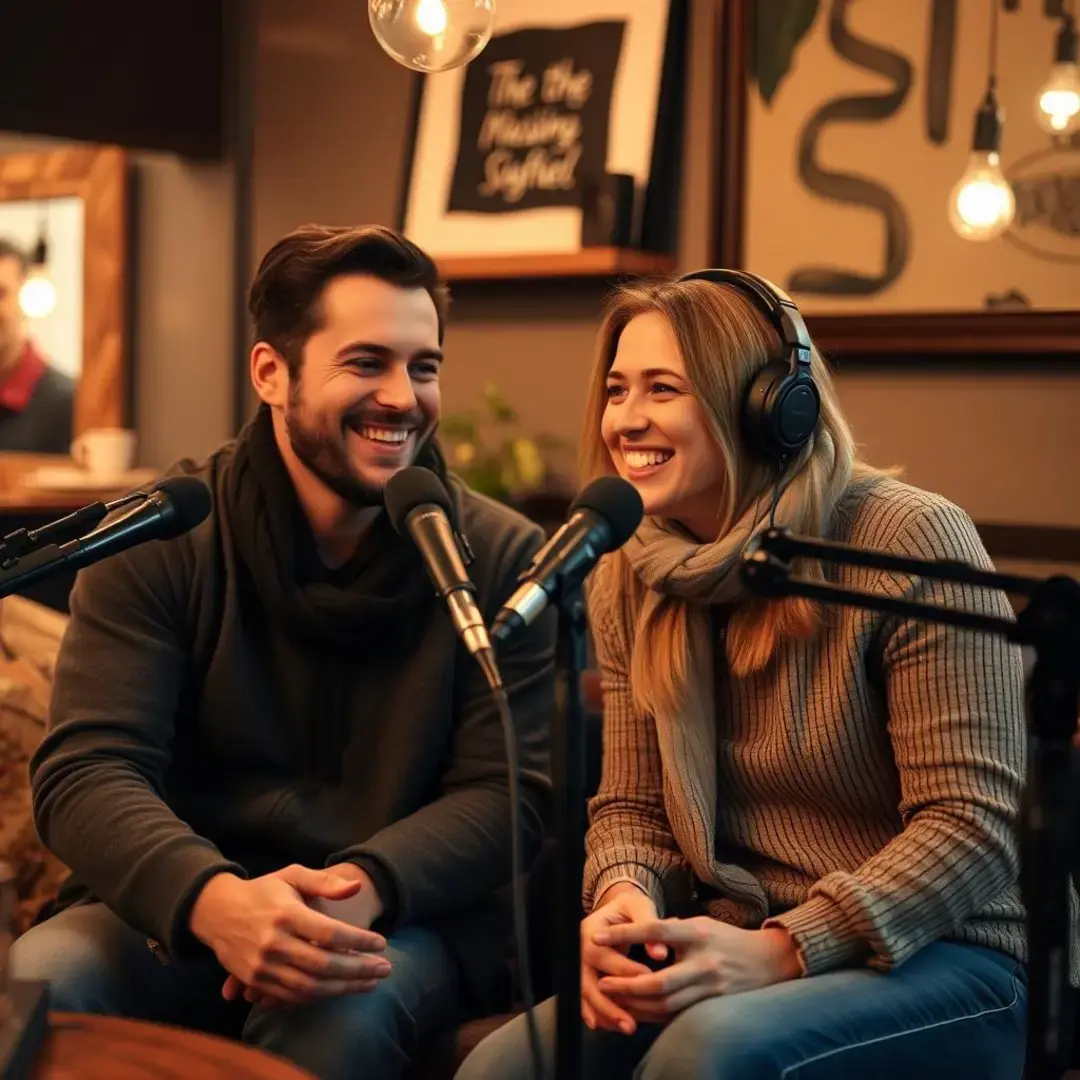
0, 455, 156, 514
435, 247, 677, 282
32, 1013, 316, 1079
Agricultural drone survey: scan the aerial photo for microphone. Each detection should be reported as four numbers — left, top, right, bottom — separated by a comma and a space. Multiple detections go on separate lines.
0, 485, 166, 566
384, 466, 501, 691
491, 476, 644, 644
0, 476, 212, 599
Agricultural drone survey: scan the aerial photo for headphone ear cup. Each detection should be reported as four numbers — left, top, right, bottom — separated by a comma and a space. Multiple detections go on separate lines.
741, 360, 791, 460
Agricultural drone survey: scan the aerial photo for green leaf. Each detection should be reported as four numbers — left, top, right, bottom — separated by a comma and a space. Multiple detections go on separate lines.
439, 412, 478, 441
749, 0, 820, 107
483, 382, 518, 424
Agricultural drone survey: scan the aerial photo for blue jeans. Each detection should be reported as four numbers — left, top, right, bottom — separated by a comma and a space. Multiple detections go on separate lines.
10, 901, 459, 1080
455, 942, 1027, 1079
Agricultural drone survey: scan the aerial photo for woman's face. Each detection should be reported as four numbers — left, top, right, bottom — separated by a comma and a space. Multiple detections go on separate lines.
601, 312, 726, 541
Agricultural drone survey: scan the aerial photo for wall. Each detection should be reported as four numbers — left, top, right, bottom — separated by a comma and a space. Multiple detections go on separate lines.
0, 132, 235, 469
252, 0, 1080, 528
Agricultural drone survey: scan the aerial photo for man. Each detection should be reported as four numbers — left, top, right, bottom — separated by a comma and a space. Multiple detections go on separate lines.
0, 238, 75, 454
12, 225, 555, 1079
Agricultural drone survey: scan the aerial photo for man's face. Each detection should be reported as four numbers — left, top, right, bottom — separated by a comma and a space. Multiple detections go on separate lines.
284, 274, 443, 506
0, 256, 25, 359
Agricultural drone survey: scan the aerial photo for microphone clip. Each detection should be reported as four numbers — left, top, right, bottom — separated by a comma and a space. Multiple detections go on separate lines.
454, 528, 476, 569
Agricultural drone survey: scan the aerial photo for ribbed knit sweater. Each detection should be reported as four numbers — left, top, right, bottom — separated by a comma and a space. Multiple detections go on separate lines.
583, 476, 1078, 982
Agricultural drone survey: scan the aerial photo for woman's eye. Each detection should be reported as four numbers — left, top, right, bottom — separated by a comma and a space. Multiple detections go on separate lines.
651, 382, 678, 395
605, 384, 626, 399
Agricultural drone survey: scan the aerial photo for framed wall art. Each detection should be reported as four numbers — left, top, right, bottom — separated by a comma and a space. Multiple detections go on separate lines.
399, 0, 687, 264
715, 0, 1080, 357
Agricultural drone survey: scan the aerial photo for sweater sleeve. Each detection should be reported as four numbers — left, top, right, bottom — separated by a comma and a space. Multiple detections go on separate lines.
29, 536, 247, 960
582, 566, 689, 916
763, 499, 1026, 974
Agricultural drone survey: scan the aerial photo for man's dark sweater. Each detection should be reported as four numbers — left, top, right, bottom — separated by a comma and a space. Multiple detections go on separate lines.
29, 430, 555, 1007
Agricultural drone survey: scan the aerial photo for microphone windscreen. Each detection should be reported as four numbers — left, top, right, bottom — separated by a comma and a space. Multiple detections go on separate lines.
155, 476, 212, 537
384, 466, 453, 536
571, 476, 644, 549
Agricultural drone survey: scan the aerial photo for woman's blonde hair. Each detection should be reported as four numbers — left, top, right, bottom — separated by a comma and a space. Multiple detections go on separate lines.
581, 276, 883, 717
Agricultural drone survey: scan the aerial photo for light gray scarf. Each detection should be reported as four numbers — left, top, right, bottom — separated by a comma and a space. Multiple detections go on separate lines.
614, 457, 859, 923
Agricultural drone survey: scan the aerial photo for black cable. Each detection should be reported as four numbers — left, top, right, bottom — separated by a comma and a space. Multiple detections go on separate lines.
768, 456, 790, 530
489, 679, 545, 1080
988, 0, 1000, 88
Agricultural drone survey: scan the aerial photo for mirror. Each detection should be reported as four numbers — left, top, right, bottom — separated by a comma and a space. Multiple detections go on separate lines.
0, 195, 84, 453
0, 145, 128, 469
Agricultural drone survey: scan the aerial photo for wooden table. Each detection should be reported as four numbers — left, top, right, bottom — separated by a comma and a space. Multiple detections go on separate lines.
32, 1012, 316, 1079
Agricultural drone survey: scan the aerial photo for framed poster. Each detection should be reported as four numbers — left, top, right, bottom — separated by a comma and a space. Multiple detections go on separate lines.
399, 0, 687, 259
715, 0, 1080, 357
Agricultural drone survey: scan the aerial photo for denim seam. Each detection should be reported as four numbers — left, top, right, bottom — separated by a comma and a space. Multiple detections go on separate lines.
778, 974, 1022, 1078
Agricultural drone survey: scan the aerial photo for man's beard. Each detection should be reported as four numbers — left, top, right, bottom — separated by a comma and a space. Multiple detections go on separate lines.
284, 382, 414, 508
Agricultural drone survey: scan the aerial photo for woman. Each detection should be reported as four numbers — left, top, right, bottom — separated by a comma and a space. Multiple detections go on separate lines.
457, 271, 1048, 1079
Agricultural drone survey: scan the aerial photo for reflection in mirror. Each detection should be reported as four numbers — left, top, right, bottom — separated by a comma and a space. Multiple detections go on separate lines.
0, 197, 84, 454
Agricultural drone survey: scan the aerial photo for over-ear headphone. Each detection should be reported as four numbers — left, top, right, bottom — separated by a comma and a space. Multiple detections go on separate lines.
677, 268, 821, 463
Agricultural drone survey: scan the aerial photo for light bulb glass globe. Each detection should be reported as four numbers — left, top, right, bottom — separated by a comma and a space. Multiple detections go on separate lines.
1036, 62, 1080, 134
368, 0, 496, 73
947, 151, 1016, 241
18, 272, 56, 319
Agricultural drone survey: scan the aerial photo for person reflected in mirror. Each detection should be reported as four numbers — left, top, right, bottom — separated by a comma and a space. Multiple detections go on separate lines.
0, 238, 74, 455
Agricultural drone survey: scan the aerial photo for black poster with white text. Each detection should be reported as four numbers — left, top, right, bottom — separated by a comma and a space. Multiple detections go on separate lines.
447, 22, 626, 214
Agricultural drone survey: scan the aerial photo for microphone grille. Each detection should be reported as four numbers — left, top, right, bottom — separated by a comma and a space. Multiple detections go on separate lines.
154, 476, 212, 538
384, 466, 453, 536
571, 476, 644, 549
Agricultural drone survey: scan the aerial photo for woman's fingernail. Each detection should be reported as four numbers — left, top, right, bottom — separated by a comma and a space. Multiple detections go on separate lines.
593, 931, 610, 944
619, 1020, 634, 1035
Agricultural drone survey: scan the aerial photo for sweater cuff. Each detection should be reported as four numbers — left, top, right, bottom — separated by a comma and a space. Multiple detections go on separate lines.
161, 855, 249, 961
762, 894, 869, 976
341, 854, 402, 935
588, 865, 666, 916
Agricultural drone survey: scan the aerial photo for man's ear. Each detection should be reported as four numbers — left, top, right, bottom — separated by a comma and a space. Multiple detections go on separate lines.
251, 342, 291, 407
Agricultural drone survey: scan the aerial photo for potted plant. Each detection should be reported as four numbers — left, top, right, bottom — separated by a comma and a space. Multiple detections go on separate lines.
439, 383, 571, 515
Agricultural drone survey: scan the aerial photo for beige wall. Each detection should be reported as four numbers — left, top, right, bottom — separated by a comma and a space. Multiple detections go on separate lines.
252, 0, 1080, 527
0, 132, 235, 469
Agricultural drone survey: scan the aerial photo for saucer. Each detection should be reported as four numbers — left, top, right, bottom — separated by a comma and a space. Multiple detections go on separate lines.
22, 465, 158, 494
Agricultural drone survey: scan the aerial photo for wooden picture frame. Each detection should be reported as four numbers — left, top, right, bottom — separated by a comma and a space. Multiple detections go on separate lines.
0, 144, 130, 447
713, 0, 1080, 359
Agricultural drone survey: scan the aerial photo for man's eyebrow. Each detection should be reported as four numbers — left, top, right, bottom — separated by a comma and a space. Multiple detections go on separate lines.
335, 342, 445, 362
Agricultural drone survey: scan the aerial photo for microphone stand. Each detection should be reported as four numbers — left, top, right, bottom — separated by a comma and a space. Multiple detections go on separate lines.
741, 527, 1080, 1080
0, 489, 147, 569
552, 577, 587, 1080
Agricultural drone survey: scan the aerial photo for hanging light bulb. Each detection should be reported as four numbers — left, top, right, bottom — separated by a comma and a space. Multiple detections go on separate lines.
368, 0, 496, 73
1036, 13, 1080, 134
949, 90, 1015, 241
949, 3, 1015, 242
18, 234, 56, 320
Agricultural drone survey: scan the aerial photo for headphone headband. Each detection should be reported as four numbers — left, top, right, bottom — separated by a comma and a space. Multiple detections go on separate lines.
675, 267, 821, 462
676, 268, 813, 374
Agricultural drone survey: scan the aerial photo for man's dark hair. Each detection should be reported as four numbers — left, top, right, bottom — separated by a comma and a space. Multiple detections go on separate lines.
248, 224, 450, 376
0, 239, 28, 276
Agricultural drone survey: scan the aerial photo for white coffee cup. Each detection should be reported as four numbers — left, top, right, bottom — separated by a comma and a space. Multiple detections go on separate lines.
71, 427, 137, 478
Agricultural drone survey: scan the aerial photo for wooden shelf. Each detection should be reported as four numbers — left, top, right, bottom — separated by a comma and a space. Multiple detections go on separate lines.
436, 247, 678, 283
